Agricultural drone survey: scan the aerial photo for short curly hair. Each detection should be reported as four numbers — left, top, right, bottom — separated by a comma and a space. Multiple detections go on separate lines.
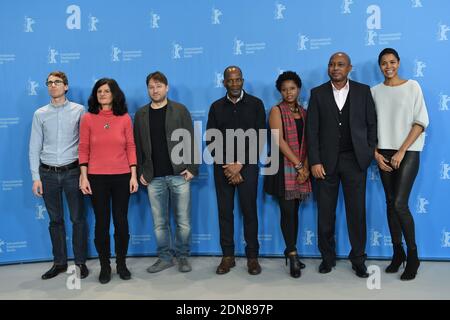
275, 71, 302, 92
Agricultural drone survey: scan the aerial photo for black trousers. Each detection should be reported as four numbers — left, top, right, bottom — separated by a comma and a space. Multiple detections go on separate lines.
89, 173, 131, 265
213, 164, 259, 258
277, 197, 300, 255
378, 150, 419, 251
316, 151, 367, 265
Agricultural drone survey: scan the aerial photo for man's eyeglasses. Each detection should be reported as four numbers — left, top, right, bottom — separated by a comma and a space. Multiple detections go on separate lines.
46, 80, 64, 87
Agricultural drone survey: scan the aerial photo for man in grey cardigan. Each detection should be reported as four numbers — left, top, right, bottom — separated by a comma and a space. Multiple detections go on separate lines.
134, 71, 199, 273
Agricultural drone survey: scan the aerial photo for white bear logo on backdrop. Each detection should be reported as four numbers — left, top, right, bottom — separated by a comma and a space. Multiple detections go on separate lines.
341, 0, 353, 14
88, 14, 99, 31
48, 48, 58, 64
438, 23, 450, 41
150, 11, 160, 29
411, 0, 423, 8
414, 60, 426, 77
24, 16, 35, 32
274, 2, 286, 20
27, 79, 39, 96
214, 72, 224, 88
416, 196, 429, 214
370, 230, 383, 247
212, 7, 222, 25
233, 38, 244, 55
172, 43, 183, 59
439, 93, 450, 111
111, 46, 121, 62
441, 229, 450, 248
0, 239, 5, 253
303, 230, 315, 246
440, 162, 450, 180
297, 34, 309, 50
35, 203, 47, 220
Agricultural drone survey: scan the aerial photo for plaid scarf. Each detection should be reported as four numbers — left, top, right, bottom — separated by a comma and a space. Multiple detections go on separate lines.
278, 102, 312, 200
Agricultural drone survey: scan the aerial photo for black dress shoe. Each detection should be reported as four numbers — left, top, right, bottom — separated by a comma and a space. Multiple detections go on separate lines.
41, 264, 68, 280
352, 263, 369, 278
75, 264, 89, 279
318, 261, 333, 274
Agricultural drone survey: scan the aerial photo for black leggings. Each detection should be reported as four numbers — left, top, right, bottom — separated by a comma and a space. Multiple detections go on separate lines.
278, 197, 300, 255
378, 150, 419, 250
89, 173, 131, 264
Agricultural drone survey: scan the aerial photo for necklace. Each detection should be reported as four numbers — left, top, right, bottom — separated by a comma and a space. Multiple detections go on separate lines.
289, 106, 299, 113
104, 123, 110, 129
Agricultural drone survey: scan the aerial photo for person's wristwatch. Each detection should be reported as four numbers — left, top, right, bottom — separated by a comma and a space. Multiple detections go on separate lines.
294, 162, 303, 171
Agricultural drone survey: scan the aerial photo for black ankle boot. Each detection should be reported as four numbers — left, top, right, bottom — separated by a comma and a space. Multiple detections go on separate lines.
99, 264, 111, 284
285, 254, 301, 278
385, 244, 406, 273
401, 249, 420, 281
117, 262, 131, 280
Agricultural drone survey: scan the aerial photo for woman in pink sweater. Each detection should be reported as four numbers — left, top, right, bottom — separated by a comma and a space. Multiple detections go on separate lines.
79, 78, 138, 284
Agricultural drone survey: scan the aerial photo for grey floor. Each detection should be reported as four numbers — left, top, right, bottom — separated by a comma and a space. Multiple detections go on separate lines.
0, 257, 449, 300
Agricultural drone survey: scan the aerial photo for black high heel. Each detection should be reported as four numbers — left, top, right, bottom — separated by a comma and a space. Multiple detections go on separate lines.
285, 254, 302, 278
386, 244, 407, 273
285, 255, 305, 269
400, 249, 420, 281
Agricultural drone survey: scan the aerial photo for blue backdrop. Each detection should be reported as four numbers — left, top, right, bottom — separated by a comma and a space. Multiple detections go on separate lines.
1, 0, 449, 264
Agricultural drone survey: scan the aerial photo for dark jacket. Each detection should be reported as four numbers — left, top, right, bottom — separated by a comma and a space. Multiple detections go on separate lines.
134, 99, 199, 183
306, 80, 377, 173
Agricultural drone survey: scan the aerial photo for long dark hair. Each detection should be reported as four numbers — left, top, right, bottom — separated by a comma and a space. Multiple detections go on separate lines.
88, 78, 128, 115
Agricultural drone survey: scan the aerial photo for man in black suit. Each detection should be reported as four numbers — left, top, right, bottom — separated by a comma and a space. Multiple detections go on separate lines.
306, 52, 377, 278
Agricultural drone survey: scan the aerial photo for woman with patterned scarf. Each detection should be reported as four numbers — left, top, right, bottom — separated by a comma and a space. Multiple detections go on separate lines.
264, 71, 312, 278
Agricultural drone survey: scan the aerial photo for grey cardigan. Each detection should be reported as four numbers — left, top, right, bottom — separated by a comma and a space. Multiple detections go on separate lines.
133, 99, 199, 183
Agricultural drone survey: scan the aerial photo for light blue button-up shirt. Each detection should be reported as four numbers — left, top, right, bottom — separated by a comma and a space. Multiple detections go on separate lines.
29, 99, 85, 181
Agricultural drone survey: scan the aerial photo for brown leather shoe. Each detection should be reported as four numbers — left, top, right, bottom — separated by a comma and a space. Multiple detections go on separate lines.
247, 258, 262, 275
216, 256, 236, 275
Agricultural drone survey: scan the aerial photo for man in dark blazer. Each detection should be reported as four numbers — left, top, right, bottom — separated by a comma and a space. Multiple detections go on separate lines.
134, 71, 199, 274
306, 52, 377, 278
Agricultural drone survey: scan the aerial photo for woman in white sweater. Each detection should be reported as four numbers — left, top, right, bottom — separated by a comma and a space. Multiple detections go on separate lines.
371, 48, 429, 281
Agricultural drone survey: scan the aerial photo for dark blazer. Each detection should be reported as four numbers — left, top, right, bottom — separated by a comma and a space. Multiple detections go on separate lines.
306, 80, 377, 173
133, 99, 199, 184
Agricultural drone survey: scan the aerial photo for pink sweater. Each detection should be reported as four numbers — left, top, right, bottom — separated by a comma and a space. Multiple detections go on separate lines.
79, 110, 137, 174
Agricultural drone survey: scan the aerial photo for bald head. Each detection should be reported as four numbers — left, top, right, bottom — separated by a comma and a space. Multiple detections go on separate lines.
329, 52, 351, 65
224, 65, 242, 79
328, 52, 352, 86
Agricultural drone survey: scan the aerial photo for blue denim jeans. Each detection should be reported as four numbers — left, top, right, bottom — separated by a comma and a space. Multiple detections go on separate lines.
39, 166, 87, 265
147, 175, 191, 261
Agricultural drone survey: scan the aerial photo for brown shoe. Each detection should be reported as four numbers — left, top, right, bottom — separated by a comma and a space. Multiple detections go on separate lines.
247, 258, 262, 275
216, 256, 236, 275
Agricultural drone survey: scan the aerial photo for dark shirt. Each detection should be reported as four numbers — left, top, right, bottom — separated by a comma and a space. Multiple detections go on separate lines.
206, 91, 266, 164
149, 105, 174, 177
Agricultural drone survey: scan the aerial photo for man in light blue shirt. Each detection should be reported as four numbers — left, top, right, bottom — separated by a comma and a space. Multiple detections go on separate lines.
29, 71, 88, 280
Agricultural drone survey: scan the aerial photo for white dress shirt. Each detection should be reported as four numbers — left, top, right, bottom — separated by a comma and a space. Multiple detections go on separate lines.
331, 80, 350, 110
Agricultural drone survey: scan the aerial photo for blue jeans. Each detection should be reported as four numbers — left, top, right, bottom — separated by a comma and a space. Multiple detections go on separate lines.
147, 175, 191, 261
39, 166, 87, 265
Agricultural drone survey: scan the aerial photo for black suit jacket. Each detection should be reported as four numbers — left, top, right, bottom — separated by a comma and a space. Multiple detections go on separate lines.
306, 80, 377, 174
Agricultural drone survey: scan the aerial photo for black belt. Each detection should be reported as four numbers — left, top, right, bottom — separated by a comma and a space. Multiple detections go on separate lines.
40, 161, 79, 172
